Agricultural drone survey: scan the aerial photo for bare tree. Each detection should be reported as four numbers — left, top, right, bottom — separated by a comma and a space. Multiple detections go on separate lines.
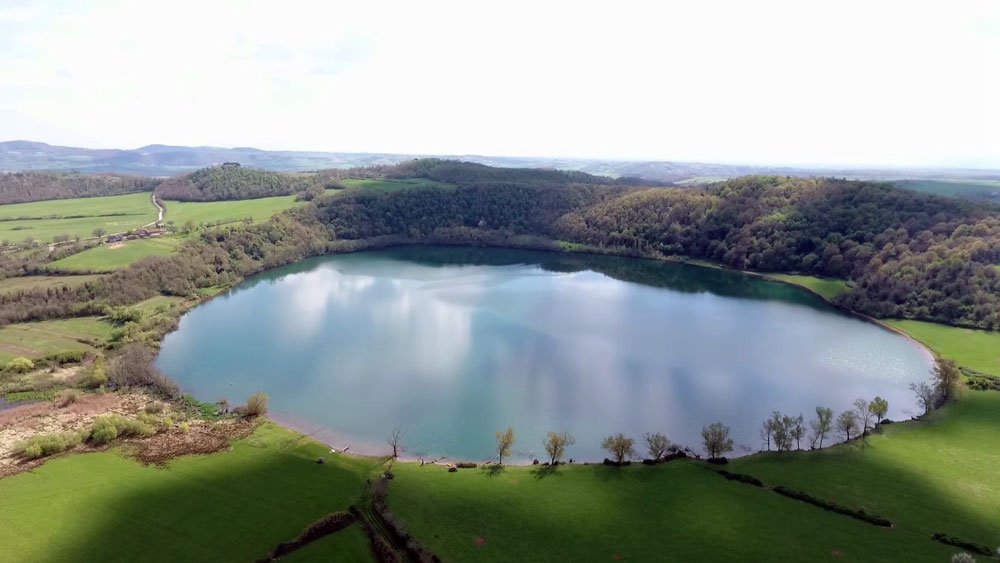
495, 427, 515, 465
602, 433, 636, 464
92, 228, 106, 241
791, 414, 805, 450
543, 431, 575, 465
836, 410, 859, 442
701, 422, 734, 459
810, 407, 834, 448
853, 398, 874, 437
933, 359, 961, 405
910, 381, 936, 415
644, 432, 670, 461
388, 427, 406, 458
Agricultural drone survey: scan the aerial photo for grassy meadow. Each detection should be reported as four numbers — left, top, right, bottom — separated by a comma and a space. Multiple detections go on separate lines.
886, 320, 1000, 377
0, 423, 379, 563
768, 273, 851, 300
163, 195, 304, 227
0, 193, 157, 244
731, 390, 1000, 550
48, 237, 183, 272
388, 459, 955, 562
0, 317, 112, 362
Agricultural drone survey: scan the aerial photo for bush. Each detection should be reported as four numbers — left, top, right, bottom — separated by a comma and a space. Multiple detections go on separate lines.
31, 372, 58, 391
89, 415, 155, 445
455, 462, 477, 469
4, 390, 57, 402
74, 357, 109, 389
706, 456, 729, 465
246, 392, 268, 417
144, 401, 165, 414
932, 533, 992, 555
717, 470, 764, 487
774, 486, 891, 527
13, 431, 84, 458
6, 356, 34, 373
45, 350, 87, 365
56, 389, 81, 407
108, 344, 180, 398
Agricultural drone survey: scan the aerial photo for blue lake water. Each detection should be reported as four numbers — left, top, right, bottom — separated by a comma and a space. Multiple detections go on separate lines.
156, 246, 933, 461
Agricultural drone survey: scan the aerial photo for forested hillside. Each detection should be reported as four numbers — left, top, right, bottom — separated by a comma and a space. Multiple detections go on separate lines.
155, 166, 339, 201
0, 161, 997, 332
312, 167, 1000, 329
0, 172, 160, 204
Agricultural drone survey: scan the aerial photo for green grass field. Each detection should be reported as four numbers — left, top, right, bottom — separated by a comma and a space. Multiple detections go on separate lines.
164, 196, 303, 228
768, 274, 851, 300
887, 320, 1000, 377
48, 237, 183, 272
0, 423, 379, 563
732, 390, 1000, 550
388, 459, 955, 562
0, 193, 157, 244
0, 317, 112, 361
0, 275, 103, 295
895, 179, 1000, 199
341, 178, 454, 192
281, 525, 373, 562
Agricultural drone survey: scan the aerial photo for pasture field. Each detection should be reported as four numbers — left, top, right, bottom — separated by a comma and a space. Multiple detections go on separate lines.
0, 193, 157, 244
163, 195, 303, 227
47, 237, 182, 272
0, 317, 112, 362
388, 457, 955, 562
768, 273, 851, 300
281, 525, 374, 562
887, 319, 1000, 377
732, 390, 1000, 550
0, 423, 379, 563
0, 275, 103, 295
895, 179, 1000, 199
341, 178, 454, 192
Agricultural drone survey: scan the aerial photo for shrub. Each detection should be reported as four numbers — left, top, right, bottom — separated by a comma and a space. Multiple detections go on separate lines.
74, 357, 108, 389
107, 306, 144, 325
4, 390, 57, 402
45, 350, 87, 365
932, 533, 992, 556
6, 357, 34, 373
144, 401, 165, 414
455, 462, 478, 469
108, 344, 180, 398
13, 431, 84, 458
706, 456, 729, 465
774, 486, 891, 527
246, 392, 268, 417
56, 389, 81, 407
90, 415, 155, 445
31, 372, 58, 391
716, 470, 764, 487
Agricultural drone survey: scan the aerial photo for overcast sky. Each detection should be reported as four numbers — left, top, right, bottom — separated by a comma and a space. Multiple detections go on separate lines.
1, 0, 997, 167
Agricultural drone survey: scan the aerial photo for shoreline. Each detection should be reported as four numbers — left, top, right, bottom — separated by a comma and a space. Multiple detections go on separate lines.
160, 240, 947, 465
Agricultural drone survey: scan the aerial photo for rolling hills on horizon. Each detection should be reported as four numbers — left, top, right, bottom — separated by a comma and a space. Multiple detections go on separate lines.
4, 140, 1000, 190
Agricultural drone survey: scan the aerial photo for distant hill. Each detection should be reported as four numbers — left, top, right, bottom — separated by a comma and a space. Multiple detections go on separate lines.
2, 140, 999, 198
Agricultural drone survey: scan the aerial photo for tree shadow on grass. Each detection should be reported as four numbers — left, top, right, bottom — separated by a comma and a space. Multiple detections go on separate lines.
530, 464, 561, 480
2, 426, 375, 563
481, 464, 505, 478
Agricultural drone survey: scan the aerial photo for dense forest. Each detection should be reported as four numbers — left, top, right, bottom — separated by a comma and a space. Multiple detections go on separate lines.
154, 166, 342, 201
310, 166, 1000, 329
0, 172, 160, 204
0, 161, 997, 331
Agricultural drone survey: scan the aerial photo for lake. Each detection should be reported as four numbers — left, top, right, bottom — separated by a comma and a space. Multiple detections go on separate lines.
156, 246, 934, 461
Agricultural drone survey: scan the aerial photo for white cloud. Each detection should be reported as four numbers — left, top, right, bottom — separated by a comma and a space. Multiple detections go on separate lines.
1, 0, 997, 167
